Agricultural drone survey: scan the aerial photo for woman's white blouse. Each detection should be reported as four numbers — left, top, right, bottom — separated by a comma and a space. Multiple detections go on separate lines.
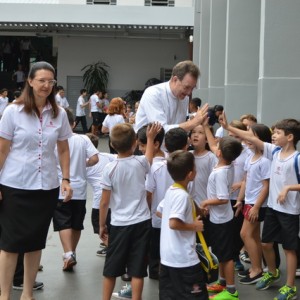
0, 103, 73, 190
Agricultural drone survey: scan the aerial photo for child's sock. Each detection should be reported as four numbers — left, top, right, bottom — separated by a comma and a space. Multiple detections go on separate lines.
226, 285, 236, 294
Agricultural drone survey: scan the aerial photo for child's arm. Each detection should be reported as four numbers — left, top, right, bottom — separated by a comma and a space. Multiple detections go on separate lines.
169, 216, 204, 232
86, 154, 99, 167
248, 179, 269, 222
99, 189, 111, 245
219, 112, 264, 151
201, 198, 230, 213
203, 118, 218, 154
277, 184, 300, 204
145, 122, 162, 165
234, 179, 246, 216
101, 125, 109, 134
146, 191, 152, 210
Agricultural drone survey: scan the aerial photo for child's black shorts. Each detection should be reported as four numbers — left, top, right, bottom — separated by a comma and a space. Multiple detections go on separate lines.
53, 200, 86, 231
159, 263, 208, 300
103, 219, 151, 278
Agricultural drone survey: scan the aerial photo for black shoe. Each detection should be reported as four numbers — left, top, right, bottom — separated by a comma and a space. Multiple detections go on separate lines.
96, 247, 107, 257
121, 273, 132, 281
13, 281, 44, 291
238, 268, 250, 278
239, 272, 263, 285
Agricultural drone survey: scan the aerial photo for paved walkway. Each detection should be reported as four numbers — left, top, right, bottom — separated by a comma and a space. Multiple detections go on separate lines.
10, 136, 300, 299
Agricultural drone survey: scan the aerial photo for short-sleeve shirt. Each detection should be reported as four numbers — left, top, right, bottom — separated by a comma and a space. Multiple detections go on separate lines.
76, 96, 86, 117
101, 155, 151, 226
57, 134, 99, 200
90, 94, 101, 113
244, 154, 271, 206
0, 96, 8, 116
207, 165, 234, 224
0, 104, 72, 190
160, 185, 199, 268
102, 114, 125, 132
263, 143, 300, 215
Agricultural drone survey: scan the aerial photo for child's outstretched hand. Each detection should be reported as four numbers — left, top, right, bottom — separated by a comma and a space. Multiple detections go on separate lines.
218, 112, 228, 129
146, 122, 162, 140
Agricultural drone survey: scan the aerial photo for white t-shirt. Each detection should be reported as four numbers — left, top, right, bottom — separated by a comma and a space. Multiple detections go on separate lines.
264, 143, 300, 215
215, 126, 224, 138
189, 150, 217, 206
207, 165, 234, 224
0, 104, 72, 190
86, 153, 117, 209
76, 96, 86, 117
90, 94, 101, 113
13, 70, 25, 83
55, 94, 69, 108
145, 157, 173, 228
0, 96, 8, 116
244, 154, 271, 206
160, 185, 199, 268
102, 114, 125, 132
57, 134, 98, 200
135, 81, 189, 133
230, 145, 252, 200
101, 155, 151, 226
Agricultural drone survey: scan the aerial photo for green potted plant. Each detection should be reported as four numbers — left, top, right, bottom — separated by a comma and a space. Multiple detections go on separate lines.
81, 60, 109, 93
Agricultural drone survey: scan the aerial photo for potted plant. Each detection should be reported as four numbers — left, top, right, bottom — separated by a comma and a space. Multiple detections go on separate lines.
81, 60, 109, 93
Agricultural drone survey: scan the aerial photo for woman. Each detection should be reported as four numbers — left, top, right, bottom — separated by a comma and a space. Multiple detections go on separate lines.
0, 61, 73, 300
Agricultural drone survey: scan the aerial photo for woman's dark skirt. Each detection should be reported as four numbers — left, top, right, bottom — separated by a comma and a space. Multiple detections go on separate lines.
0, 185, 59, 253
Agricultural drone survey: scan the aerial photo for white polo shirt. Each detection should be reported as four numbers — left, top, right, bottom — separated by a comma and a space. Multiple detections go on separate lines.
90, 94, 101, 113
0, 96, 8, 116
76, 96, 86, 117
0, 104, 72, 190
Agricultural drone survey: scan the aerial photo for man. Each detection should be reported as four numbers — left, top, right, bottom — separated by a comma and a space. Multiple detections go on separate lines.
135, 60, 207, 133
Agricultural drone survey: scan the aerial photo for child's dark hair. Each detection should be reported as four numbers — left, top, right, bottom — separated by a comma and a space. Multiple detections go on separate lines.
64, 108, 74, 126
80, 88, 87, 94
86, 133, 99, 148
273, 119, 300, 147
0, 88, 8, 94
137, 124, 165, 147
214, 105, 223, 112
110, 123, 136, 153
167, 150, 195, 181
219, 136, 243, 163
14, 90, 21, 98
165, 128, 188, 153
190, 97, 202, 108
250, 124, 272, 143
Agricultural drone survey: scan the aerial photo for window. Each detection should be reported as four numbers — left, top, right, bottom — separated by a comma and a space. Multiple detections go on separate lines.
87, 0, 116, 4
145, 0, 175, 7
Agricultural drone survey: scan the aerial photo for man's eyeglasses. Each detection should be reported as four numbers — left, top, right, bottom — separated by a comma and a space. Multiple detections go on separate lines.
34, 79, 57, 87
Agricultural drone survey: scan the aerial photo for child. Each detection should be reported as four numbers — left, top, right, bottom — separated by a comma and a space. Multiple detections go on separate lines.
101, 97, 125, 154
159, 150, 208, 300
85, 133, 116, 256
0, 88, 8, 118
236, 124, 271, 285
220, 114, 300, 300
202, 121, 243, 300
145, 127, 187, 280
99, 122, 161, 300
53, 108, 99, 271
188, 97, 202, 120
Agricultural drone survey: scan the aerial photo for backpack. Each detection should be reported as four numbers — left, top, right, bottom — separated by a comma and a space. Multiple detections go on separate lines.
272, 147, 300, 183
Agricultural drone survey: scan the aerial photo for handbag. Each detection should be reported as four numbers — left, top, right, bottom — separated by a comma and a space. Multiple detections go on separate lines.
191, 201, 219, 283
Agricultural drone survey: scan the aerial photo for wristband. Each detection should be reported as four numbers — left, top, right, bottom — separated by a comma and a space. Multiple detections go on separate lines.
62, 178, 70, 183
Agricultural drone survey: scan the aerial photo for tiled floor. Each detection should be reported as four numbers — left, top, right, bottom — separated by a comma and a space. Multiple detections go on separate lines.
10, 135, 300, 299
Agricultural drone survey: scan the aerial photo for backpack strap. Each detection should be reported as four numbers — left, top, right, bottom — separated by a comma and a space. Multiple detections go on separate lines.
272, 146, 281, 156
294, 152, 300, 184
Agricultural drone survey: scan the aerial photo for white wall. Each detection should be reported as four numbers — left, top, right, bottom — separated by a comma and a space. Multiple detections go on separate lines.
57, 36, 189, 97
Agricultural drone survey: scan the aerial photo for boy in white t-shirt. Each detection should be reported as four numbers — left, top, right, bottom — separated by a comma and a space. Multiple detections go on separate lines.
53, 109, 99, 271
99, 122, 161, 300
159, 150, 208, 300
202, 122, 243, 300
220, 115, 300, 300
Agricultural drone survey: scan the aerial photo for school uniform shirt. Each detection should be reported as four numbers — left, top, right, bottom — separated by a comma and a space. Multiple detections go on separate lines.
189, 150, 217, 206
101, 155, 151, 226
0, 96, 8, 116
160, 185, 199, 268
145, 157, 173, 228
244, 153, 271, 206
102, 114, 124, 132
0, 104, 72, 190
230, 145, 252, 200
76, 96, 86, 117
263, 143, 300, 215
86, 153, 117, 209
90, 94, 101, 113
56, 134, 98, 200
135, 81, 189, 133
207, 164, 235, 224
